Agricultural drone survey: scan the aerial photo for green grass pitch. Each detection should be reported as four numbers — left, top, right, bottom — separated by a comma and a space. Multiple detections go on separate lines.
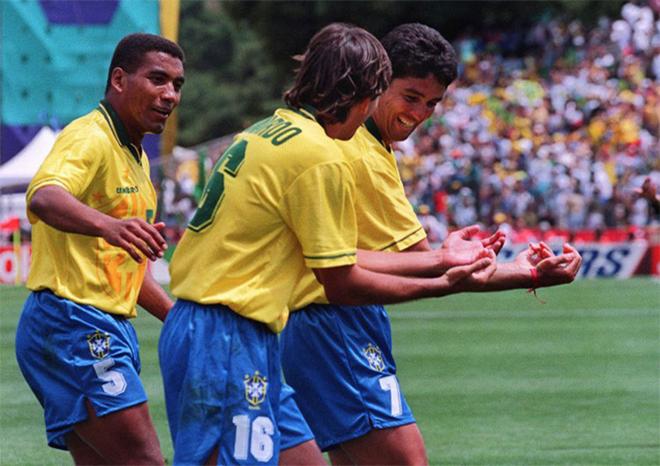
1, 279, 658, 465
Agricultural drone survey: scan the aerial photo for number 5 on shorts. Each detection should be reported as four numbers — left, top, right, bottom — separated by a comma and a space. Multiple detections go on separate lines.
93, 358, 127, 395
379, 375, 402, 416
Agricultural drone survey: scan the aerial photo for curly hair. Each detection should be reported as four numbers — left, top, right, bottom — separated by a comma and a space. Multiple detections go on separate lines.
284, 23, 392, 125
105, 33, 185, 94
381, 23, 457, 88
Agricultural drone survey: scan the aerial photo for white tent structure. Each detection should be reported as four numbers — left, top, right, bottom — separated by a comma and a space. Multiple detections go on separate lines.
0, 127, 57, 189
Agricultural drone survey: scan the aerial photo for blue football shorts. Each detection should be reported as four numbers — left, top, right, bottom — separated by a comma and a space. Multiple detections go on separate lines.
159, 300, 282, 465
278, 382, 315, 450
280, 303, 415, 451
15, 289, 147, 450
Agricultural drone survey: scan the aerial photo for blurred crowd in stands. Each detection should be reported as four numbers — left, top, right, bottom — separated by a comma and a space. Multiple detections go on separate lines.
396, 1, 659, 242
158, 1, 660, 244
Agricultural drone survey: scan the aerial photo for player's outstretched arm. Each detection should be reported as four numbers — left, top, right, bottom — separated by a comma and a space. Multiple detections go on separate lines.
356, 247, 482, 278
357, 226, 504, 278
29, 185, 166, 262
455, 242, 582, 293
137, 270, 173, 322
315, 250, 495, 306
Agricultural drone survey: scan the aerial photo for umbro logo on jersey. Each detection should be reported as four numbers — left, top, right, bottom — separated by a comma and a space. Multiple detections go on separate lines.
116, 185, 139, 194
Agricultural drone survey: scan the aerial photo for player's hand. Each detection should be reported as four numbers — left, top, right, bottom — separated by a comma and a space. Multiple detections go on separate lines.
102, 218, 167, 263
515, 241, 553, 268
439, 225, 488, 268
441, 249, 496, 287
535, 243, 582, 286
452, 248, 498, 288
469, 249, 497, 284
481, 230, 506, 255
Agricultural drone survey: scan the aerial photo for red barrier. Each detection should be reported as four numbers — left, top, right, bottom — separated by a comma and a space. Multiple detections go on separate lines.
650, 245, 660, 277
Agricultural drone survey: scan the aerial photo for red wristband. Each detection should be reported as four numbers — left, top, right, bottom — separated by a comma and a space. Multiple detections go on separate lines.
528, 267, 545, 303
530, 267, 539, 288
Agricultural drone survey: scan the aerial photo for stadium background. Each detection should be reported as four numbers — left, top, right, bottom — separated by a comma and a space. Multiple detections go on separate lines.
1, 0, 659, 283
0, 1, 658, 464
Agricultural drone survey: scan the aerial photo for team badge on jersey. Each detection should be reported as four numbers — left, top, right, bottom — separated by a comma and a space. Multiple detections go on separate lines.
363, 343, 385, 372
87, 330, 110, 359
244, 371, 268, 409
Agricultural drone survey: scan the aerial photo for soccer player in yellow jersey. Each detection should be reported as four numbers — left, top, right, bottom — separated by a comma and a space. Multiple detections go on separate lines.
281, 24, 583, 465
15, 34, 184, 465
159, 23, 497, 466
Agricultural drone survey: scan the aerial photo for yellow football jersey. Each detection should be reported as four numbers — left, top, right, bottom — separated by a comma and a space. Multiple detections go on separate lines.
26, 101, 157, 318
169, 107, 358, 333
290, 118, 426, 310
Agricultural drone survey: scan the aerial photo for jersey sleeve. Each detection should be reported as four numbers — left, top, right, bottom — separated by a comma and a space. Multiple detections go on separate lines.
279, 160, 358, 269
26, 126, 103, 223
352, 153, 426, 252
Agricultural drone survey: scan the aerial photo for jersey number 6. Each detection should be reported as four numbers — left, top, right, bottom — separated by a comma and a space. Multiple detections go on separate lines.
188, 140, 247, 232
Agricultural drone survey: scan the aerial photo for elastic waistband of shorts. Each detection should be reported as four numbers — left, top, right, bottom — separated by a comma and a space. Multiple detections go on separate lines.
31, 289, 130, 322
173, 299, 275, 333
31, 288, 55, 297
175, 299, 235, 313
294, 302, 386, 314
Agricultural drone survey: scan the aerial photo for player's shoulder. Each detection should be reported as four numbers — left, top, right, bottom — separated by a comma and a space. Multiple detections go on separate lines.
357, 121, 389, 155
55, 107, 112, 150
336, 125, 372, 163
242, 107, 343, 162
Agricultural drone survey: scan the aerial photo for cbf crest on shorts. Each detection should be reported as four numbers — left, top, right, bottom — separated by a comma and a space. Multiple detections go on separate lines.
244, 371, 268, 409
363, 343, 385, 372
87, 330, 111, 359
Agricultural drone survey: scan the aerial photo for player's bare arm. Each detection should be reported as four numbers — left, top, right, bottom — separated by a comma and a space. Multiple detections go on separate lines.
29, 185, 166, 262
455, 243, 582, 292
138, 271, 173, 322
356, 225, 504, 277
356, 228, 579, 293
314, 252, 494, 306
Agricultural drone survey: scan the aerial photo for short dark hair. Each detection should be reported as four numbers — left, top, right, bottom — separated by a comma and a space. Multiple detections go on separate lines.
105, 33, 185, 94
381, 23, 457, 88
284, 23, 391, 125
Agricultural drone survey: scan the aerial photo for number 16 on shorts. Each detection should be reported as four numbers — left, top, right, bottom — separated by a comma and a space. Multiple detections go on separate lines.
233, 415, 275, 463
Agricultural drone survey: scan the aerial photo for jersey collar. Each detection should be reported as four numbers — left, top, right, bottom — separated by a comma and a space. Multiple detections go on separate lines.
364, 117, 390, 151
97, 100, 143, 165
288, 104, 318, 122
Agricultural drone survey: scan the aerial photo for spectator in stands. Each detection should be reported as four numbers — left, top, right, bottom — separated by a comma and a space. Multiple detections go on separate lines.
392, 1, 658, 235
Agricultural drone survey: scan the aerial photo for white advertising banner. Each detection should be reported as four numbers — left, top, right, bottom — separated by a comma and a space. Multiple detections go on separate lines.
496, 241, 648, 279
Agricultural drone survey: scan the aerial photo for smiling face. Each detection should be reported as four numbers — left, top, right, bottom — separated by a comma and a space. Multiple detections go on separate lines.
109, 50, 185, 144
371, 74, 446, 146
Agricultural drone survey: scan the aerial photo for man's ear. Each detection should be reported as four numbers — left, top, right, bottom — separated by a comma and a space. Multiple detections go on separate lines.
109, 67, 127, 94
356, 97, 372, 116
